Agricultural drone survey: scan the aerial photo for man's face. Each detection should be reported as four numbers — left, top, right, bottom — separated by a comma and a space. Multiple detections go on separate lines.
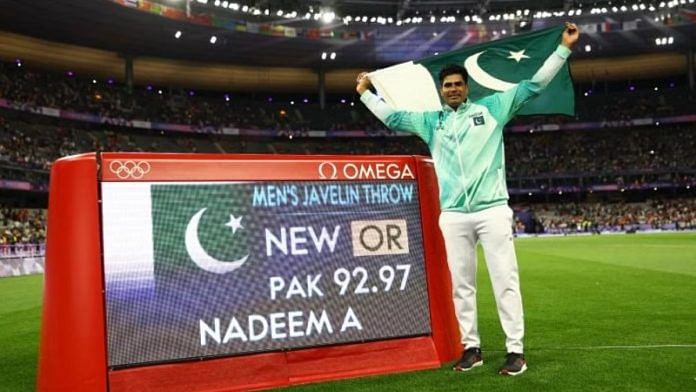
440, 74, 468, 109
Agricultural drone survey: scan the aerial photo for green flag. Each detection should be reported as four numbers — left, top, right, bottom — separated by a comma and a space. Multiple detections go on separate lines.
152, 184, 254, 283
368, 25, 574, 116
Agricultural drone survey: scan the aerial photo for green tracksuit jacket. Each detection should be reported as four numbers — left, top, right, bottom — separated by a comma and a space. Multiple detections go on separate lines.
361, 45, 572, 213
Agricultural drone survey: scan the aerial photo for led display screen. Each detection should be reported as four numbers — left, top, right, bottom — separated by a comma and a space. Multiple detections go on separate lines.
101, 181, 431, 367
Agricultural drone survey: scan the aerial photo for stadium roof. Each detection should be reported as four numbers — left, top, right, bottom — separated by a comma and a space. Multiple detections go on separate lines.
0, 0, 694, 68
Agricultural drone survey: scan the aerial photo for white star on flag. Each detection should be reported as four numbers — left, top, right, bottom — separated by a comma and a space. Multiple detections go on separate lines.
507, 49, 530, 63
225, 214, 243, 235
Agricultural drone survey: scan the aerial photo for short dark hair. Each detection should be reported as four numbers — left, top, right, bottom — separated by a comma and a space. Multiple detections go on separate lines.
438, 64, 468, 86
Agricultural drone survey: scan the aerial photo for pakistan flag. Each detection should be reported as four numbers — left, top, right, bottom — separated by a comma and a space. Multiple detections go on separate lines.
369, 25, 574, 116
151, 184, 262, 306
103, 182, 264, 367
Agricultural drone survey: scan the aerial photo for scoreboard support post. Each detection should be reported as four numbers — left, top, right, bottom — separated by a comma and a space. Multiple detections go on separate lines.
38, 154, 107, 391
38, 153, 461, 391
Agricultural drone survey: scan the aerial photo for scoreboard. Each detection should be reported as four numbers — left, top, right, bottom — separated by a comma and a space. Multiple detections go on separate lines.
103, 179, 431, 366
38, 153, 460, 391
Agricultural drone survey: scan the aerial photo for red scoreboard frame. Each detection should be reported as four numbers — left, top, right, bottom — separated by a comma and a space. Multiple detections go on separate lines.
37, 152, 460, 391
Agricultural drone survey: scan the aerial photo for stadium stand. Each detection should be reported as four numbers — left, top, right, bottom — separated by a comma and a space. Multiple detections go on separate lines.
0, 8, 693, 257
1, 74, 694, 239
2, 61, 696, 129
513, 198, 696, 234
0, 206, 46, 245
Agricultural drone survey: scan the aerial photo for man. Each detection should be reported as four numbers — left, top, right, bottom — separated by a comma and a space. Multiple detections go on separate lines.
356, 23, 580, 376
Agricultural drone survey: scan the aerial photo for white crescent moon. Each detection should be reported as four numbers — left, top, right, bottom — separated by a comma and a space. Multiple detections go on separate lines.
464, 51, 518, 92
185, 208, 249, 274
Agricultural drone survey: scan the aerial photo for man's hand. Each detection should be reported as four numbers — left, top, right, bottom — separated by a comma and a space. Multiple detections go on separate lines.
561, 22, 580, 50
356, 72, 371, 95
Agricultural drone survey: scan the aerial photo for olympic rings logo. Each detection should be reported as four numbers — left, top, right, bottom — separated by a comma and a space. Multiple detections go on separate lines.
108, 160, 151, 179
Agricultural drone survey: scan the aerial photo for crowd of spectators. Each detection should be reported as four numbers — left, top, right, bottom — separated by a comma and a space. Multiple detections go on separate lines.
2, 62, 695, 132
515, 198, 696, 234
510, 85, 694, 128
0, 114, 92, 171
3, 111, 693, 189
0, 62, 381, 132
1, 62, 695, 245
0, 206, 46, 247
505, 125, 696, 177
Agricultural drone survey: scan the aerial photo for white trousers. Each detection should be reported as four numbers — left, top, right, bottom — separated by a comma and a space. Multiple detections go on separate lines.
439, 204, 524, 354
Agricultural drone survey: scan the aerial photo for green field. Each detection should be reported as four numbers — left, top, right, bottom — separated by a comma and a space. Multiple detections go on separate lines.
2, 233, 695, 391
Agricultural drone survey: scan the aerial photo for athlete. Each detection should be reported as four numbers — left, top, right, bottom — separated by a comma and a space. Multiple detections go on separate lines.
356, 23, 580, 376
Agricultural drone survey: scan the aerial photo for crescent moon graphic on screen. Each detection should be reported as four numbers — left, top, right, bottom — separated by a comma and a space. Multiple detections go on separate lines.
185, 208, 249, 274
464, 51, 518, 92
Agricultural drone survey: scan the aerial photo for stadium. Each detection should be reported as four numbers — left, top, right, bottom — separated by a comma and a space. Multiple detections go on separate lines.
0, 0, 694, 391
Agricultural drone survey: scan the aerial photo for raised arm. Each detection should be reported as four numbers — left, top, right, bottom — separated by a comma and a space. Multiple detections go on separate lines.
528, 23, 579, 90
